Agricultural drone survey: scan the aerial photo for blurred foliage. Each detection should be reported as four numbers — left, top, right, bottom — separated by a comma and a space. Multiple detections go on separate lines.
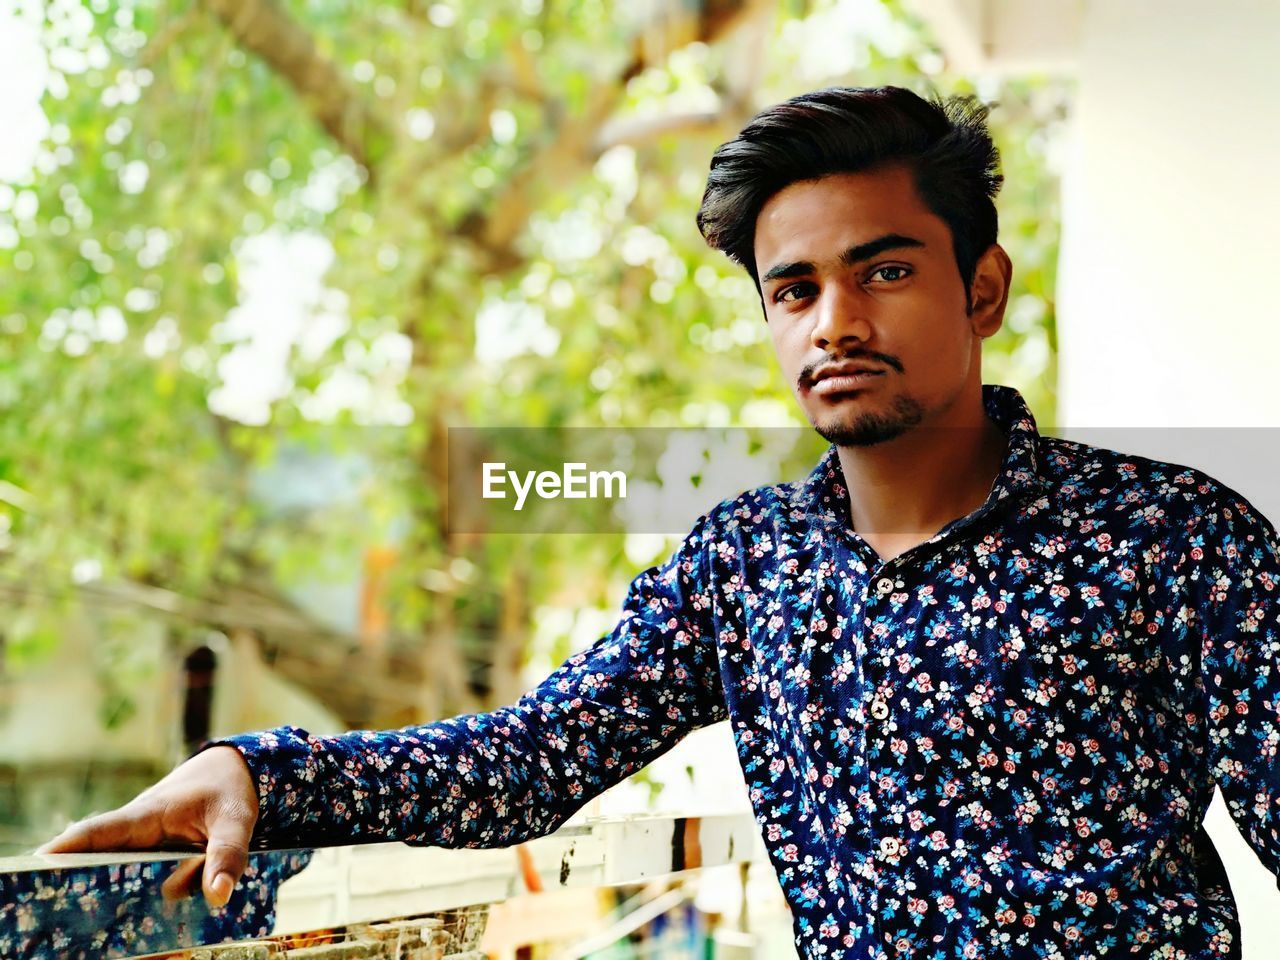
0, 0, 1070, 721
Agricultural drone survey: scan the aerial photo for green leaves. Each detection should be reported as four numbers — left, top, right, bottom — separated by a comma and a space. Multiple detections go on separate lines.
5, 0, 1064, 723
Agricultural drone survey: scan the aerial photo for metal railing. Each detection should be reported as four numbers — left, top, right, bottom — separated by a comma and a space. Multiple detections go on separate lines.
5, 812, 768, 959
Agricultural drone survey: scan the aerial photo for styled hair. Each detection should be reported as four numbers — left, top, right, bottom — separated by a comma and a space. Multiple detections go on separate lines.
696, 85, 1003, 307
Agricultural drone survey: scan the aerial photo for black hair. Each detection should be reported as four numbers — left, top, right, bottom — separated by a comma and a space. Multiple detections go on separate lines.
696, 85, 1003, 308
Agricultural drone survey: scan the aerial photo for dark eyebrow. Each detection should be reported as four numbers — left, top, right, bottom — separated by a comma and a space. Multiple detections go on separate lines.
759, 233, 926, 285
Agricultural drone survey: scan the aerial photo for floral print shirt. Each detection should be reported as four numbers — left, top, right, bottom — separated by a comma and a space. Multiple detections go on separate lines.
218, 383, 1280, 960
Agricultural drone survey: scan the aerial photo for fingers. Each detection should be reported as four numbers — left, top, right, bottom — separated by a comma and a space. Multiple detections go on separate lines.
201, 839, 247, 908
199, 798, 255, 908
161, 854, 205, 903
36, 804, 159, 855
34, 754, 260, 911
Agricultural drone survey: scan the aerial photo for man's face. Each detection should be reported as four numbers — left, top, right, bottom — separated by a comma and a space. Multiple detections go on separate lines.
754, 165, 995, 447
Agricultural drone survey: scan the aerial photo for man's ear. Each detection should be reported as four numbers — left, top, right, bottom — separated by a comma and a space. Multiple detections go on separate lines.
967, 243, 1012, 338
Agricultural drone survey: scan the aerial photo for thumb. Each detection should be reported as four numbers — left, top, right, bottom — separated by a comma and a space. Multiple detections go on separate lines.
200, 801, 255, 908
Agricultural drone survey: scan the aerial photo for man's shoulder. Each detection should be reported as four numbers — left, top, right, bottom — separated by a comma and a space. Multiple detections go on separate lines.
1036, 433, 1272, 532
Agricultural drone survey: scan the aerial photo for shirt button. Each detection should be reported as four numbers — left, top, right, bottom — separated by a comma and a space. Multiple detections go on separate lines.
870, 698, 889, 720
875, 577, 894, 597
879, 836, 901, 856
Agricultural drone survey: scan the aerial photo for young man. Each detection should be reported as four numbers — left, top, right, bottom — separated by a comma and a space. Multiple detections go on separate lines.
42, 86, 1280, 959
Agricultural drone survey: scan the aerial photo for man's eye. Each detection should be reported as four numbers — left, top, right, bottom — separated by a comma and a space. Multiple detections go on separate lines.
776, 281, 817, 303
868, 265, 911, 283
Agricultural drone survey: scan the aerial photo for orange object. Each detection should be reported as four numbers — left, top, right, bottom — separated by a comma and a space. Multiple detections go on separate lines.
360, 545, 398, 647
516, 843, 544, 893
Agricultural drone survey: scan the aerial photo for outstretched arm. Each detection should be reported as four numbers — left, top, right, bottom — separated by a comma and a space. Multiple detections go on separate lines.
224, 513, 727, 850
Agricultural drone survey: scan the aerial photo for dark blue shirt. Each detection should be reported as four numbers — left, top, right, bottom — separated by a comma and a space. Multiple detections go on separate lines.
219, 384, 1280, 959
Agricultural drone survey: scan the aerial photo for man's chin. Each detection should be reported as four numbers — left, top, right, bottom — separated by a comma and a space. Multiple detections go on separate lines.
810, 396, 925, 447
813, 418, 906, 447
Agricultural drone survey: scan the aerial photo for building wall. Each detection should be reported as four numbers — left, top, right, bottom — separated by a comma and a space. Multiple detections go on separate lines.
0, 607, 342, 851
0, 613, 176, 767
1057, 2, 1280, 430
1054, 3, 1280, 953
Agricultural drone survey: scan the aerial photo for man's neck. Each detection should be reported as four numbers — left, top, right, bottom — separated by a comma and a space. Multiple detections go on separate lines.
835, 388, 1007, 562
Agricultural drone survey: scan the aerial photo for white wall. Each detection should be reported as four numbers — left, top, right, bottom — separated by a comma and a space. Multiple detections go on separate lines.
1057, 2, 1280, 429
0, 614, 177, 766
211, 628, 345, 738
0, 615, 343, 764
1055, 4, 1280, 955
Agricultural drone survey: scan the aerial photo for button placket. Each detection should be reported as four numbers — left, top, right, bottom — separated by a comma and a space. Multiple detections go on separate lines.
863, 571, 899, 728
859, 563, 909, 949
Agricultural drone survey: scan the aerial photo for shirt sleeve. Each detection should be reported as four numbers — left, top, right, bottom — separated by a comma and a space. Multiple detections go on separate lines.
206, 513, 728, 850
1175, 490, 1280, 885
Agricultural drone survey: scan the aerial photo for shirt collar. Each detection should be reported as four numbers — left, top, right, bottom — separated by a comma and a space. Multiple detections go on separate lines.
789, 383, 1053, 534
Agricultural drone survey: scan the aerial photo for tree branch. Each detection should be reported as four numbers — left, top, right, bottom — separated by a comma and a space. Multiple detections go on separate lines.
455, 0, 770, 274
622, 0, 767, 82
594, 109, 729, 153
199, 0, 390, 172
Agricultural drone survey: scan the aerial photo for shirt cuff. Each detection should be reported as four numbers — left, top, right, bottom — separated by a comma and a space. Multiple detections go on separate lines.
201, 725, 323, 848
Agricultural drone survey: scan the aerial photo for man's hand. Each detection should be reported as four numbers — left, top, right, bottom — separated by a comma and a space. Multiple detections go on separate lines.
35, 745, 260, 908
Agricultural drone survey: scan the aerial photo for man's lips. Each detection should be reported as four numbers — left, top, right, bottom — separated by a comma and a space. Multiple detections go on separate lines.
805, 365, 886, 396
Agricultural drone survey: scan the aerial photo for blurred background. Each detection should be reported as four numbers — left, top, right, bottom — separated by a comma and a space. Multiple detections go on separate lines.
1, 0, 1277, 956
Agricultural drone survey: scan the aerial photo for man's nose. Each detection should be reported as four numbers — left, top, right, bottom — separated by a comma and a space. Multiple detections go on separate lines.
810, 279, 872, 350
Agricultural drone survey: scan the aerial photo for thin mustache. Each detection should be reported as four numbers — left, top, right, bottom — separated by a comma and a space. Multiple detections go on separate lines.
799, 353, 903, 387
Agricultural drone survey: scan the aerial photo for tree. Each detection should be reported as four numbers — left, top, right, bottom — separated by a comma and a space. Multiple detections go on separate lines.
0, 0, 1068, 731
